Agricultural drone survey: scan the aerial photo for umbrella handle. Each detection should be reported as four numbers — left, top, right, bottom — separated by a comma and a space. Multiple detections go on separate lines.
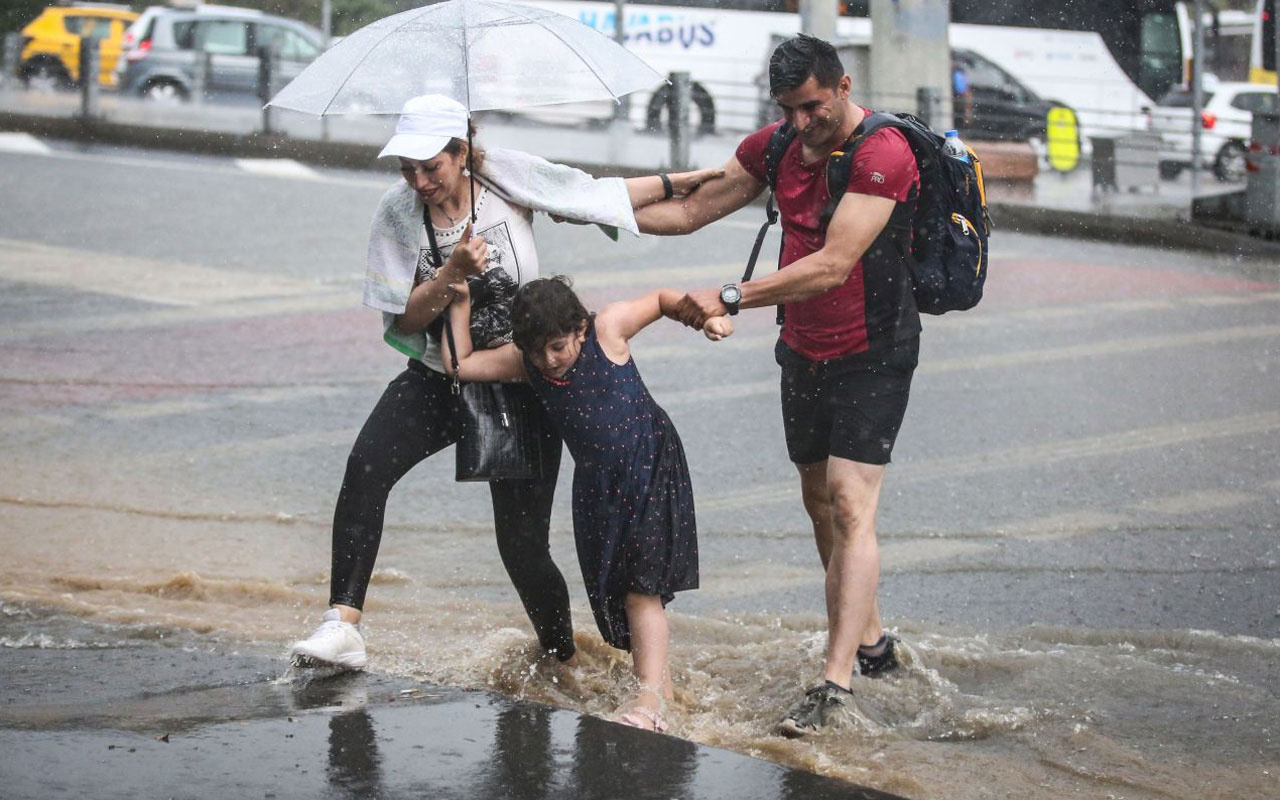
468, 125, 476, 224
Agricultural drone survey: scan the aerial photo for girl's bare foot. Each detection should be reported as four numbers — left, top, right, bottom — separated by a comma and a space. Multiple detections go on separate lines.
616, 688, 668, 733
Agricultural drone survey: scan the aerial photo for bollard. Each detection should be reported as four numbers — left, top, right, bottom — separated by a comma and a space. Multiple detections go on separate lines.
2, 32, 21, 89
668, 71, 691, 171
915, 86, 941, 130
79, 36, 100, 118
191, 50, 211, 105
257, 47, 279, 134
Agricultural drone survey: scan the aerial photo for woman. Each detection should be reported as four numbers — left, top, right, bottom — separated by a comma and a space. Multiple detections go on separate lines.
290, 93, 720, 670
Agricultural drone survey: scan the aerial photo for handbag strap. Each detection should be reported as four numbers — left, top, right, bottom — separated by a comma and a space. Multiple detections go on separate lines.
423, 204, 444, 269
425, 204, 463, 396
443, 315, 462, 396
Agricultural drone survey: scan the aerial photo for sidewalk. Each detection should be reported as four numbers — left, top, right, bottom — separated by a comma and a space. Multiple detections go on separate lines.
0, 611, 900, 800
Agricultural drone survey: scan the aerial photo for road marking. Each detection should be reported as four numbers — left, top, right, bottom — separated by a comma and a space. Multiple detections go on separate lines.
0, 133, 51, 155
572, 262, 743, 290
1128, 489, 1259, 516
987, 510, 1135, 542
921, 323, 1280, 374
654, 322, 1280, 405
234, 158, 320, 180
641, 292, 1280, 362
0, 291, 357, 345
101, 385, 346, 421
0, 238, 327, 306
920, 291, 1280, 333
699, 411, 1280, 511
0, 140, 388, 188
0, 413, 71, 436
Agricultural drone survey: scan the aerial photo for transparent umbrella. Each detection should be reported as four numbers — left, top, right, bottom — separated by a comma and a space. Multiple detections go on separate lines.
266, 0, 664, 116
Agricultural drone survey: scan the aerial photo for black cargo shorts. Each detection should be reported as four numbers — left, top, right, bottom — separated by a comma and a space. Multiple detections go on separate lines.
776, 337, 919, 466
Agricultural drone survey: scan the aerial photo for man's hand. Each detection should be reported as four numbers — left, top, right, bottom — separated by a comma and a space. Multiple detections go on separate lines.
445, 223, 488, 276
703, 315, 734, 341
675, 288, 725, 329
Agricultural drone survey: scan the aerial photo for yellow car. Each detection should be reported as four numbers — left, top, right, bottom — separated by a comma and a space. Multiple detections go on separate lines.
18, 4, 138, 89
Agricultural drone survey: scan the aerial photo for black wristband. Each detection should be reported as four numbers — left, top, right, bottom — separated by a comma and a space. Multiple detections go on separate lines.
659, 173, 673, 200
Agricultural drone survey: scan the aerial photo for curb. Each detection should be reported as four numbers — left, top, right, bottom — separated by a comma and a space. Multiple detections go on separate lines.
988, 201, 1280, 259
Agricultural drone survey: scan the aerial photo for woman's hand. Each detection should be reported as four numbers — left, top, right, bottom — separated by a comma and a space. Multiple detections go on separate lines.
702, 315, 734, 341
445, 222, 488, 276
669, 166, 725, 197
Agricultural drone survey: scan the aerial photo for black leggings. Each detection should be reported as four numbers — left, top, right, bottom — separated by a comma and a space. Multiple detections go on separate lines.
329, 360, 575, 659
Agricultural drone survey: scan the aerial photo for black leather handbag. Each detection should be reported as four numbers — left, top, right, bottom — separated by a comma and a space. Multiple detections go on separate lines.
444, 319, 545, 482
421, 206, 544, 482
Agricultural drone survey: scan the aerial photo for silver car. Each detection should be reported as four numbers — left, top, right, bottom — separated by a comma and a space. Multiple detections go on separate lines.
118, 6, 323, 102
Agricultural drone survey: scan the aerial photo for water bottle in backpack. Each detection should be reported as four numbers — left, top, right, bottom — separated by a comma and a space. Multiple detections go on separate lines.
943, 129, 971, 163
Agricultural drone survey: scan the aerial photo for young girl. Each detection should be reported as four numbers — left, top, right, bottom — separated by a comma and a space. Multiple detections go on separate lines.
445, 274, 732, 732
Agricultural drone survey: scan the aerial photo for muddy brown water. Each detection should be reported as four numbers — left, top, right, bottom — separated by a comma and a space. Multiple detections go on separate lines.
1, 500, 1275, 800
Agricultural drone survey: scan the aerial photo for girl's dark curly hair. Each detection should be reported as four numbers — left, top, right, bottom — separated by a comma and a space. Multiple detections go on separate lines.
511, 276, 590, 353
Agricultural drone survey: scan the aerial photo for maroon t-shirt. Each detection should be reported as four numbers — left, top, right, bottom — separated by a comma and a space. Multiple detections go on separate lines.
736, 112, 920, 360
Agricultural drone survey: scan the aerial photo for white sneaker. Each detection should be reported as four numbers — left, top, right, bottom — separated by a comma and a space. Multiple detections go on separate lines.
290, 609, 367, 670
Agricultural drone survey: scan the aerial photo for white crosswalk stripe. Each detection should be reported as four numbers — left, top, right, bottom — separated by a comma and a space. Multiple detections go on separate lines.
233, 158, 321, 180
0, 132, 52, 155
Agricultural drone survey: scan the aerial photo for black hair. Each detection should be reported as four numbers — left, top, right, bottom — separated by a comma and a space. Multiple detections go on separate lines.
511, 276, 590, 354
768, 34, 843, 95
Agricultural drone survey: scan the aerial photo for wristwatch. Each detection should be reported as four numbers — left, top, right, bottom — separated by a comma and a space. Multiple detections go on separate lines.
719, 283, 742, 316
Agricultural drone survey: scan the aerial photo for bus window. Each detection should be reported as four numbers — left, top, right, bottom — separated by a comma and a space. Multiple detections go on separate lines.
1139, 10, 1181, 100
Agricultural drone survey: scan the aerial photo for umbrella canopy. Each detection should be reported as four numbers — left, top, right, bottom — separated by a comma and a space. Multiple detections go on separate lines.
267, 0, 664, 116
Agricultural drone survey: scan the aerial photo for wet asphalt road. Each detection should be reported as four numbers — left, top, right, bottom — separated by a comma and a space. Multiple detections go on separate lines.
2, 140, 1277, 639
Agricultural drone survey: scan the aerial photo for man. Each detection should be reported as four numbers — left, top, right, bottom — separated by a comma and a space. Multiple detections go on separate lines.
953, 58, 974, 128
632, 34, 921, 736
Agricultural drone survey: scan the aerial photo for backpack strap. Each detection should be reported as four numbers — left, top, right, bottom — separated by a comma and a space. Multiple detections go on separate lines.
819, 112, 905, 230
741, 122, 797, 283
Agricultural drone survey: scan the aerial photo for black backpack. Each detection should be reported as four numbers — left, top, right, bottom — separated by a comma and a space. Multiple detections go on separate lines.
743, 112, 990, 315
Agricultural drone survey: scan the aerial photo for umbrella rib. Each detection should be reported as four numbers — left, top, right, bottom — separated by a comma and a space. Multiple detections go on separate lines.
321, 3, 455, 116
478, 0, 625, 102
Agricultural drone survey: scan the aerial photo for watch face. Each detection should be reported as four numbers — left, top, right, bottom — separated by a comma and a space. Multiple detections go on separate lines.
721, 285, 742, 304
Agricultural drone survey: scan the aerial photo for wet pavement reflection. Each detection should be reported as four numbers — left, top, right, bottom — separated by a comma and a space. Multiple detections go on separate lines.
0, 615, 902, 799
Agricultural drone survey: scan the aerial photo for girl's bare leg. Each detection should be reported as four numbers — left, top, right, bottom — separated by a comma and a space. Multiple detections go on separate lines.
617, 593, 671, 731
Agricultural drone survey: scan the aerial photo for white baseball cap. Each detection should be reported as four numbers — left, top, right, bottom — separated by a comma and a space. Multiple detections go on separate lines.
378, 94, 469, 161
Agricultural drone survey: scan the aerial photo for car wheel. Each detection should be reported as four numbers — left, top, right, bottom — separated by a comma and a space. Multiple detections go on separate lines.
1159, 161, 1184, 180
141, 79, 187, 103
21, 60, 69, 92
646, 83, 717, 135
1213, 141, 1247, 183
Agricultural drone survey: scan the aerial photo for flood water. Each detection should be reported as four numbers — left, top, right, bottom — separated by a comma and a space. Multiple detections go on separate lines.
2, 499, 1275, 799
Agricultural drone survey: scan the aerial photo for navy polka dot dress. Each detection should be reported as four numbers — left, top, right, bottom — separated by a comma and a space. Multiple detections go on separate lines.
526, 319, 698, 651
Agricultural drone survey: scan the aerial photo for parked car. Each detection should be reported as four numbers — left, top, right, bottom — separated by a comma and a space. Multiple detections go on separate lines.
16, 3, 138, 90
951, 48, 1057, 142
1150, 81, 1279, 182
118, 6, 324, 102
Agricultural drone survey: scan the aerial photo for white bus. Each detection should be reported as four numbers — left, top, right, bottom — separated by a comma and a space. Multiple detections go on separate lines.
514, 0, 1160, 141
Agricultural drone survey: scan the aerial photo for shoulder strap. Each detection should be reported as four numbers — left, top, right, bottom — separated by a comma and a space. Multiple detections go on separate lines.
764, 122, 796, 191
819, 112, 906, 229
423, 204, 444, 269
742, 123, 797, 283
